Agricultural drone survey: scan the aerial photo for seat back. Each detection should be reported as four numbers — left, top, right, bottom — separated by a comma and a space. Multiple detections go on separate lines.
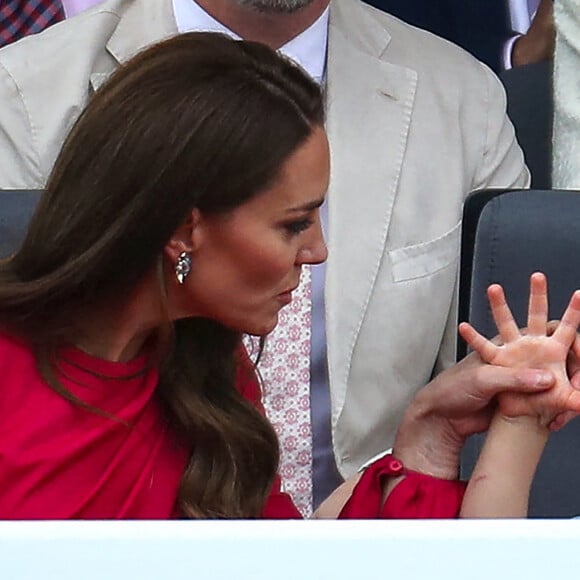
0, 190, 42, 258
459, 188, 580, 517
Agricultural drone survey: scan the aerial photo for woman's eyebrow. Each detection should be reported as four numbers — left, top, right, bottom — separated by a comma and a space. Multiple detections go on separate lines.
285, 197, 325, 214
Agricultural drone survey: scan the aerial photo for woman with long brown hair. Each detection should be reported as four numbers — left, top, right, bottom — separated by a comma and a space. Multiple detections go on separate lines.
3, 31, 576, 521
0, 31, 328, 519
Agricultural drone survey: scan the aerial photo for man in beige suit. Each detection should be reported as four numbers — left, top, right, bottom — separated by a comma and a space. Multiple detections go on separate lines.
0, 0, 536, 512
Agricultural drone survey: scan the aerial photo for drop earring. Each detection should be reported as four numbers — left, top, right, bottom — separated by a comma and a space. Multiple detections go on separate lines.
175, 251, 192, 284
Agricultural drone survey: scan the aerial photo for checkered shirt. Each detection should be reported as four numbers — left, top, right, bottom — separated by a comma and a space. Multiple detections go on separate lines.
1, 0, 65, 48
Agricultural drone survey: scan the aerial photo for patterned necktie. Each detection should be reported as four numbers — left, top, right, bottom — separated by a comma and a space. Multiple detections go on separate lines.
247, 265, 313, 517
0, 0, 65, 48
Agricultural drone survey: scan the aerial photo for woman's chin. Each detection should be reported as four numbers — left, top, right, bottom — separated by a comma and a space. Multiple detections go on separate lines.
243, 315, 279, 337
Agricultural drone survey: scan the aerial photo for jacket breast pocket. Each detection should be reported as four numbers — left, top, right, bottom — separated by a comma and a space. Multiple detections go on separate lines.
388, 221, 461, 283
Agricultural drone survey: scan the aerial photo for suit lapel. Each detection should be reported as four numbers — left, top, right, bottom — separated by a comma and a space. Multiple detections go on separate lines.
90, 0, 177, 91
325, 0, 418, 407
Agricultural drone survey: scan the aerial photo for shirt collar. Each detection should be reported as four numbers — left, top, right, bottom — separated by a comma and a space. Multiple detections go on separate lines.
172, 0, 328, 83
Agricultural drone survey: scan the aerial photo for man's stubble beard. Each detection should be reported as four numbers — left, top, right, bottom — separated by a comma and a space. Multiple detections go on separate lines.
231, 0, 317, 14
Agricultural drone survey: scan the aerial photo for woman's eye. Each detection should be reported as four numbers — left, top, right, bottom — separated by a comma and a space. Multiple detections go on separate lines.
284, 219, 313, 236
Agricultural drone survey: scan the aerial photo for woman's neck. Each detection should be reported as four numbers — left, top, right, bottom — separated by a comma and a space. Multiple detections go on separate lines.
73, 276, 165, 363
74, 326, 152, 363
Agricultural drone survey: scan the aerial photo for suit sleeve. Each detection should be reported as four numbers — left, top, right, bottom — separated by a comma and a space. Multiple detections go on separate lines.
0, 61, 44, 188
470, 61, 530, 192
433, 62, 530, 377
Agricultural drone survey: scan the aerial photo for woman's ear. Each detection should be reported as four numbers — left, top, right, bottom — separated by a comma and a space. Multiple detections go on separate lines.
164, 209, 202, 263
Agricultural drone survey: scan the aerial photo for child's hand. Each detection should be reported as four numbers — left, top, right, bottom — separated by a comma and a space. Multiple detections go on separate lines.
459, 273, 580, 426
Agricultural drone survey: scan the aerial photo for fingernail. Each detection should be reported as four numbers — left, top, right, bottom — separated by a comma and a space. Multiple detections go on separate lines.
535, 372, 553, 386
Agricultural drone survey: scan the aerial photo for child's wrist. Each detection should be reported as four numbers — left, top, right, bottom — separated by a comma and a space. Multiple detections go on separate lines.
494, 412, 550, 436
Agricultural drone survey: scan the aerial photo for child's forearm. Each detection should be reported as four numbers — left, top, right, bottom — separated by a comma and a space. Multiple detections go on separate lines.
459, 412, 548, 518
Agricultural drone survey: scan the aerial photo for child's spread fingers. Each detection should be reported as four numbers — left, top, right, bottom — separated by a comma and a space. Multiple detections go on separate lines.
553, 291, 580, 348
487, 284, 520, 343
458, 322, 498, 363
527, 272, 548, 336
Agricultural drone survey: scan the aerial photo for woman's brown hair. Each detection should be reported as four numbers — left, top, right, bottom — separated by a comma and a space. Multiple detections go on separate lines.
0, 32, 324, 518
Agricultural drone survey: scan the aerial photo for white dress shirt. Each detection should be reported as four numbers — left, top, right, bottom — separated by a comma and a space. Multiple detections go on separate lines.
61, 0, 103, 18
172, 0, 328, 83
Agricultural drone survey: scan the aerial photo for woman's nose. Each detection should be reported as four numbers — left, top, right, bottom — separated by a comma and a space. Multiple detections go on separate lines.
297, 222, 328, 265
309, 236, 328, 265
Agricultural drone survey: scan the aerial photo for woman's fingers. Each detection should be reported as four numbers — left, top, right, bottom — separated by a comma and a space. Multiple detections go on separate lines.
564, 389, 580, 414
487, 284, 520, 343
548, 410, 579, 432
458, 322, 498, 363
527, 272, 548, 336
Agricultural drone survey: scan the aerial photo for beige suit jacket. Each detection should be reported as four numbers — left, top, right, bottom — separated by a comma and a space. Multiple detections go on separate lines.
0, 0, 529, 477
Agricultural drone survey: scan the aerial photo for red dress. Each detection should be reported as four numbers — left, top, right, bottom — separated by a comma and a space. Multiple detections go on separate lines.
0, 333, 465, 519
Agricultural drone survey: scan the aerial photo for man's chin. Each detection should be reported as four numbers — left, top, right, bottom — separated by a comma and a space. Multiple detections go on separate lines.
233, 0, 316, 14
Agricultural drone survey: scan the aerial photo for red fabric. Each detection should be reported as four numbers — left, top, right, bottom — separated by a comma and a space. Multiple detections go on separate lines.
339, 455, 467, 519
261, 474, 303, 519
0, 333, 465, 519
0, 333, 188, 519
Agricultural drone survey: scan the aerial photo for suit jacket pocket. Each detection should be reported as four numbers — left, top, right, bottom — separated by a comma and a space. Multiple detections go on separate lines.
389, 221, 461, 282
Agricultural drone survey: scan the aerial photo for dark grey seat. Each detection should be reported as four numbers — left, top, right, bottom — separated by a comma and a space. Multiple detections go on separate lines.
459, 188, 580, 518
0, 190, 42, 258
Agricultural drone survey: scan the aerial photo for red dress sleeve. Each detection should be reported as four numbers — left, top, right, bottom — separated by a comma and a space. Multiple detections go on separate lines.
339, 454, 466, 519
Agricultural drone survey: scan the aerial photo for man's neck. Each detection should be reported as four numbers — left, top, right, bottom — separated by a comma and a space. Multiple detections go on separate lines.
194, 0, 331, 49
